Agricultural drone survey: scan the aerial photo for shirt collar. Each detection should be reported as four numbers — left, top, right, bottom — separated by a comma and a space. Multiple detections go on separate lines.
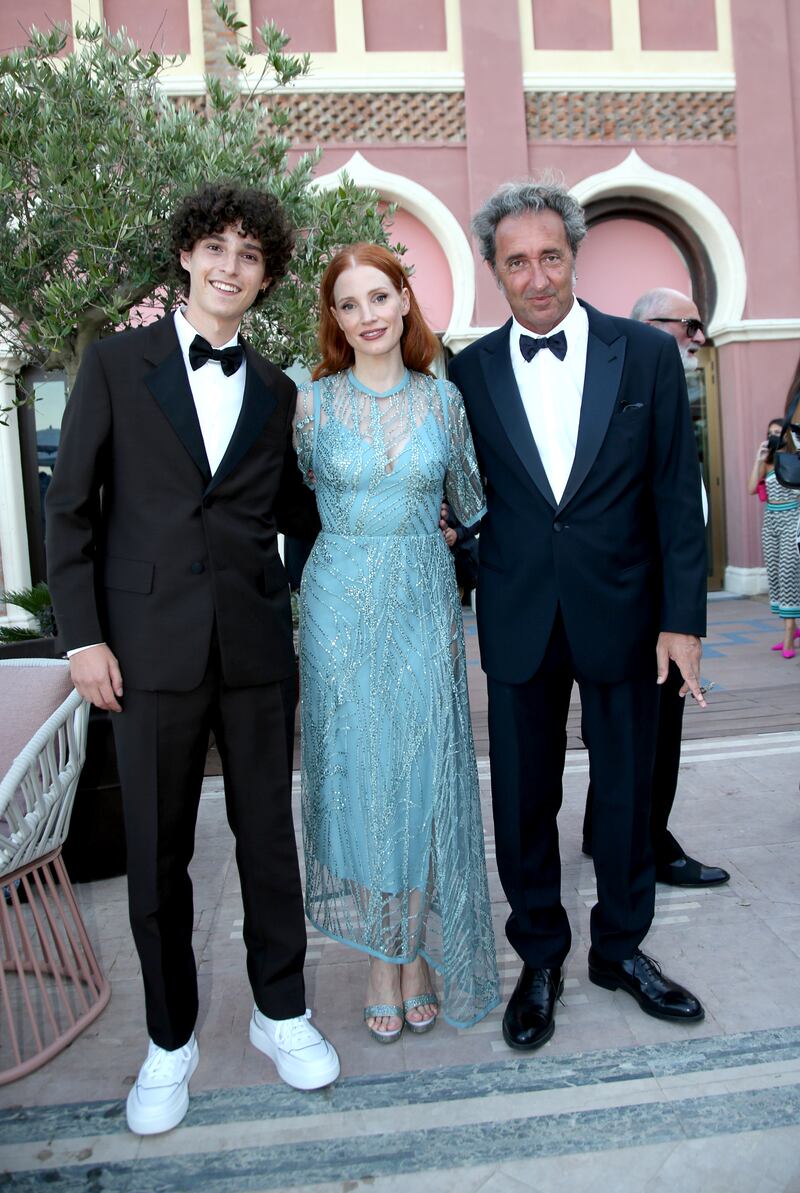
174, 307, 241, 356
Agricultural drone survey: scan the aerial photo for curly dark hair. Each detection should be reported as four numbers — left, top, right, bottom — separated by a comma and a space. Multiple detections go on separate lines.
169, 182, 295, 305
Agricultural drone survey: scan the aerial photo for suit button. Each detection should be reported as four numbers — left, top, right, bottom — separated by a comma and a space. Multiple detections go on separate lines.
553, 521, 563, 533
190, 562, 205, 574
203, 496, 214, 509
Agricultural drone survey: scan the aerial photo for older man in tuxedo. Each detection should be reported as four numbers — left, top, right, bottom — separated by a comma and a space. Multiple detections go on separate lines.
46, 182, 338, 1134
449, 182, 708, 1052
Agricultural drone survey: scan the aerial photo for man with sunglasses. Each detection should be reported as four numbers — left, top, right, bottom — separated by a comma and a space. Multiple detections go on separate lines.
633, 289, 707, 371
583, 287, 730, 889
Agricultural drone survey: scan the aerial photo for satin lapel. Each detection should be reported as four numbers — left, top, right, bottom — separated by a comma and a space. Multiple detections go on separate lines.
479, 324, 557, 508
206, 344, 278, 495
144, 322, 212, 485
558, 326, 626, 511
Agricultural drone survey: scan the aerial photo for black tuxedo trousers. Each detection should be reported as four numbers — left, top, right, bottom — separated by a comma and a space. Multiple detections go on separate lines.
113, 643, 306, 1049
487, 610, 659, 967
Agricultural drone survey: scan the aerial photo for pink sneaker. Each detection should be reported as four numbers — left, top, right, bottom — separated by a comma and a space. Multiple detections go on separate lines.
782, 647, 796, 659
772, 642, 784, 651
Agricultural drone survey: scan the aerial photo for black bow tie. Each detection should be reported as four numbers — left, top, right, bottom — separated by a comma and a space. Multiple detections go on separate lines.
188, 334, 244, 377
519, 330, 567, 362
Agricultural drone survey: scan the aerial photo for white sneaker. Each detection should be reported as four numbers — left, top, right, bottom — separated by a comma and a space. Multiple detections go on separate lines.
126, 1035, 199, 1135
249, 1007, 340, 1090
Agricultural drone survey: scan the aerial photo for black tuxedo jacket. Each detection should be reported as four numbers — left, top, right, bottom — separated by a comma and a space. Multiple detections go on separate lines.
46, 314, 319, 691
448, 301, 707, 686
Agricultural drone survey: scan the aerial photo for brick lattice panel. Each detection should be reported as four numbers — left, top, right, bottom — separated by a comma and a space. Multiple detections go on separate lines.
270, 91, 467, 143
172, 91, 465, 142
525, 91, 736, 142
172, 90, 734, 144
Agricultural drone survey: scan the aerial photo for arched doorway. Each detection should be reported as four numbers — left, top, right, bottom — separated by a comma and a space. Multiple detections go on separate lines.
311, 152, 475, 346
578, 202, 725, 589
581, 197, 717, 324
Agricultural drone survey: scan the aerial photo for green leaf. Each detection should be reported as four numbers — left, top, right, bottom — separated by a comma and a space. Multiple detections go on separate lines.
0, 17, 389, 375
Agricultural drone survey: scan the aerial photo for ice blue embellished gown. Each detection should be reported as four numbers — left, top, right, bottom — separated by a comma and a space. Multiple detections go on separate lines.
295, 369, 499, 1028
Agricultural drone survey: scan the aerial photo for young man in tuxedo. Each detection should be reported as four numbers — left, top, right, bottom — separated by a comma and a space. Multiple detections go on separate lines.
449, 182, 708, 1052
583, 288, 730, 889
46, 182, 339, 1135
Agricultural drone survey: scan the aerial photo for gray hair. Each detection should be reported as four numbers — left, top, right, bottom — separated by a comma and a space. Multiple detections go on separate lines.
471, 179, 587, 267
630, 288, 692, 322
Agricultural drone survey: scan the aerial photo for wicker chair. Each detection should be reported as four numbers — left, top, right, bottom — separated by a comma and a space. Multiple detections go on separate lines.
0, 658, 110, 1084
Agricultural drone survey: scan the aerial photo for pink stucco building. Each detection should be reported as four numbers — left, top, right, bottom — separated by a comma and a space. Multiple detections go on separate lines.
1, 0, 798, 613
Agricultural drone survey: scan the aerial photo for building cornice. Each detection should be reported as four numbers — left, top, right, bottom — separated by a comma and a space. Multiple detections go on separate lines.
158, 73, 467, 96
523, 72, 735, 93
709, 320, 800, 347
158, 71, 738, 98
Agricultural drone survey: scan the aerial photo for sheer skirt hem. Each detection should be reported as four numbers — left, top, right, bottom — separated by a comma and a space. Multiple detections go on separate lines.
304, 912, 500, 1029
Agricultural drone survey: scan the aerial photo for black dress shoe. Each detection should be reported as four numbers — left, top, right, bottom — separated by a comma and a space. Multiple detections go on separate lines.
502, 965, 563, 1051
588, 948, 704, 1022
656, 854, 730, 887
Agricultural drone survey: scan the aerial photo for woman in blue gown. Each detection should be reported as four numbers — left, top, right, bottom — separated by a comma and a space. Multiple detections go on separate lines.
295, 244, 499, 1040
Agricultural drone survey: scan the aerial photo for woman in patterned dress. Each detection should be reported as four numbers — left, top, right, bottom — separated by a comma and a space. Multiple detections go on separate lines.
748, 418, 800, 656
294, 244, 499, 1041
782, 356, 800, 561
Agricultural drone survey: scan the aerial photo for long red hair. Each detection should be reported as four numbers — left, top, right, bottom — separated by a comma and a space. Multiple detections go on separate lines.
312, 243, 441, 380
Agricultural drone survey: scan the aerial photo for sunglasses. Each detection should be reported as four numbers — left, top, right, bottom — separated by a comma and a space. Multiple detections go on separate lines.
648, 317, 705, 337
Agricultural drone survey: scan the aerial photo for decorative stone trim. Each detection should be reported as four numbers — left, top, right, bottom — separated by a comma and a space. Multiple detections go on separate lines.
525, 91, 735, 142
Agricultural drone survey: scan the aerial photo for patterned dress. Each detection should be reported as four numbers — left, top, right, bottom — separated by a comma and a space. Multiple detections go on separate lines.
295, 369, 499, 1028
763, 470, 800, 618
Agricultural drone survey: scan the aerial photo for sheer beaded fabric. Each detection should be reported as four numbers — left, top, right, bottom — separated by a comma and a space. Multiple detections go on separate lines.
295, 369, 500, 1028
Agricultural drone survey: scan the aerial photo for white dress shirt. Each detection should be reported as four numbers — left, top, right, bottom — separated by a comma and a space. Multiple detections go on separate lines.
509, 297, 589, 505
174, 307, 246, 475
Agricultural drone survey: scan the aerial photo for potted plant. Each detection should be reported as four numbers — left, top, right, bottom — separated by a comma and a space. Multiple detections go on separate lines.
0, 582, 56, 659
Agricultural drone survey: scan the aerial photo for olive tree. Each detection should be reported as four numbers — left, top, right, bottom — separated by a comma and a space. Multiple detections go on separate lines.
0, 6, 393, 398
